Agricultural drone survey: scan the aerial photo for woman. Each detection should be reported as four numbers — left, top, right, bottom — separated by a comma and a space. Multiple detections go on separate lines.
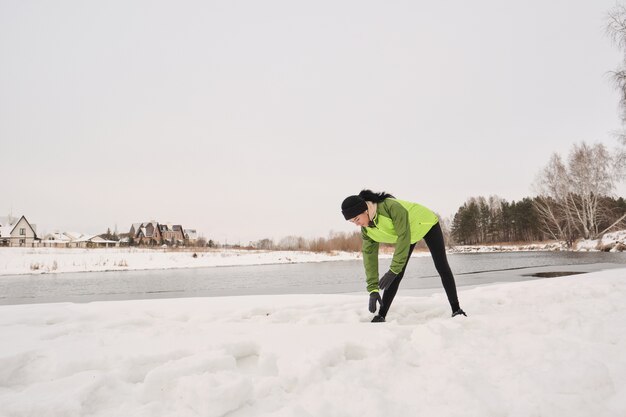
341, 189, 466, 322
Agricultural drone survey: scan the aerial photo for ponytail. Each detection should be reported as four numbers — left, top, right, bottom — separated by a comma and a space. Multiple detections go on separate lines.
358, 189, 395, 203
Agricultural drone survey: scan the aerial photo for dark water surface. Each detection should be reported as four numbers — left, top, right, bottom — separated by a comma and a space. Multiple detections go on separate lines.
2, 251, 626, 305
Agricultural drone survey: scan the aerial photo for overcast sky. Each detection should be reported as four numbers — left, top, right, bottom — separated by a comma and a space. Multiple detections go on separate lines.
1, 0, 625, 244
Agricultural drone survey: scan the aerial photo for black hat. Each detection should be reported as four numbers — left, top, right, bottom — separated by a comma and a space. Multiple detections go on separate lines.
341, 195, 367, 220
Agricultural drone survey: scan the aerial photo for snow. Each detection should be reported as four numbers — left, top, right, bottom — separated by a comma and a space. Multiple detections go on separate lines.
450, 241, 567, 253
0, 225, 13, 237
576, 230, 626, 252
1, 269, 626, 417
0, 248, 372, 276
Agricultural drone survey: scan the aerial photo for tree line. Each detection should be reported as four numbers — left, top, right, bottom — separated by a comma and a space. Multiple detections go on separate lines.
450, 194, 626, 246
452, 142, 625, 246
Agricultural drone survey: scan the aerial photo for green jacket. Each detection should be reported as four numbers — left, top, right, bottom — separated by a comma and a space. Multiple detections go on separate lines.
362, 198, 439, 293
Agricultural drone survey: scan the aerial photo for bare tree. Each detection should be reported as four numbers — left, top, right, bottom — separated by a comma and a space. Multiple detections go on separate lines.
534, 142, 623, 243
277, 235, 307, 251
254, 238, 275, 250
607, 4, 626, 145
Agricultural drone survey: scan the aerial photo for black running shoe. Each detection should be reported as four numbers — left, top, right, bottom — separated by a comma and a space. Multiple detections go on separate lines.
371, 315, 386, 323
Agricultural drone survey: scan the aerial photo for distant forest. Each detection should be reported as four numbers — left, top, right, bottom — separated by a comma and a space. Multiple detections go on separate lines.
449, 195, 626, 246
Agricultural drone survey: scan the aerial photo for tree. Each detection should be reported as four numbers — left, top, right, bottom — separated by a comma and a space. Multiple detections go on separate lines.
534, 142, 623, 243
607, 4, 626, 145
101, 227, 119, 241
451, 198, 481, 245
278, 235, 307, 251
254, 238, 275, 250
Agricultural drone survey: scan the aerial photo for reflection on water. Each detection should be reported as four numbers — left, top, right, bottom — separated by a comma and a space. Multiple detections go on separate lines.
2, 251, 626, 305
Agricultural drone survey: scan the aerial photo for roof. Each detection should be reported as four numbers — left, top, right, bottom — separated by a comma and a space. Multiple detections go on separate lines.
64, 231, 86, 240
159, 224, 184, 232
0, 225, 12, 237
0, 215, 36, 238
72, 235, 118, 243
43, 232, 73, 242
185, 229, 199, 239
0, 216, 17, 238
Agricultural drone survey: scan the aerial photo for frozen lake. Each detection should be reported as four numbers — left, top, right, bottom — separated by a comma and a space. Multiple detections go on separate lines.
2, 251, 626, 305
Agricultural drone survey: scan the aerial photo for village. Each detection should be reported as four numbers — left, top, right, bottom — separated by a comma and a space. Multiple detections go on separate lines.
0, 214, 202, 248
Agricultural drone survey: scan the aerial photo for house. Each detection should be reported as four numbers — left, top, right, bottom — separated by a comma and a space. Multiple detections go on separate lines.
129, 221, 191, 246
41, 231, 122, 248
70, 235, 120, 248
0, 215, 39, 247
159, 224, 185, 245
131, 221, 163, 246
129, 223, 143, 239
184, 229, 198, 243
40, 231, 74, 248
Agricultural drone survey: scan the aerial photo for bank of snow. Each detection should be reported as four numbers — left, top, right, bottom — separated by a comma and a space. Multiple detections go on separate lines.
0, 248, 364, 276
450, 229, 626, 253
575, 230, 626, 252
449, 241, 566, 253
1, 269, 625, 417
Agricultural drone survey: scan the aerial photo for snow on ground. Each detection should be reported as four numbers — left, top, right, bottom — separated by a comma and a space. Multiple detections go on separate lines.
1, 270, 626, 417
449, 241, 567, 253
0, 248, 369, 276
576, 230, 626, 252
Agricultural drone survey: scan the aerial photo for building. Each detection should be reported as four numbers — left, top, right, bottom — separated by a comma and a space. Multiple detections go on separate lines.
0, 215, 39, 247
159, 224, 185, 245
40, 231, 121, 248
184, 229, 199, 244
40, 232, 74, 248
131, 221, 163, 246
70, 235, 120, 248
129, 221, 192, 246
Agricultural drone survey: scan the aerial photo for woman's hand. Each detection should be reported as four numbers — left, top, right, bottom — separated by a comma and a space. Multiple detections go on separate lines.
369, 292, 382, 313
379, 270, 398, 290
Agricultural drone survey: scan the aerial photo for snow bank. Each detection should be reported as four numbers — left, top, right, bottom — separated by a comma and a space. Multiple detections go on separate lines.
450, 241, 567, 253
1, 270, 625, 417
0, 248, 364, 276
576, 230, 626, 252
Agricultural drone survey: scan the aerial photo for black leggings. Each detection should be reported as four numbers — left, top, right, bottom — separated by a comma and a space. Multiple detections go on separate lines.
378, 222, 460, 318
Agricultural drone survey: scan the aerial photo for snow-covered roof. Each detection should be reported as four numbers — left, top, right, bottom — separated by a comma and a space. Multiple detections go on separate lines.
0, 215, 29, 237
185, 229, 198, 239
0, 225, 13, 238
0, 216, 18, 237
72, 235, 117, 244
64, 232, 86, 241
43, 232, 73, 242
159, 224, 184, 232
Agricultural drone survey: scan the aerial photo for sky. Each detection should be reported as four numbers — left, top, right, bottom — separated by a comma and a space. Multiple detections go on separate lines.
1, 0, 625, 244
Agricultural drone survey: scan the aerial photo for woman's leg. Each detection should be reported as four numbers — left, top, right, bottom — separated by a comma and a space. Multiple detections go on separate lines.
423, 222, 460, 312
378, 243, 416, 318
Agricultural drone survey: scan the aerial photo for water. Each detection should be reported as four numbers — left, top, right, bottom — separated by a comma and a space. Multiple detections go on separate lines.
2, 251, 626, 305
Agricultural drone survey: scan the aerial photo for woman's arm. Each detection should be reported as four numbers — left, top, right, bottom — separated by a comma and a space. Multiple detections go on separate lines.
361, 229, 380, 293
